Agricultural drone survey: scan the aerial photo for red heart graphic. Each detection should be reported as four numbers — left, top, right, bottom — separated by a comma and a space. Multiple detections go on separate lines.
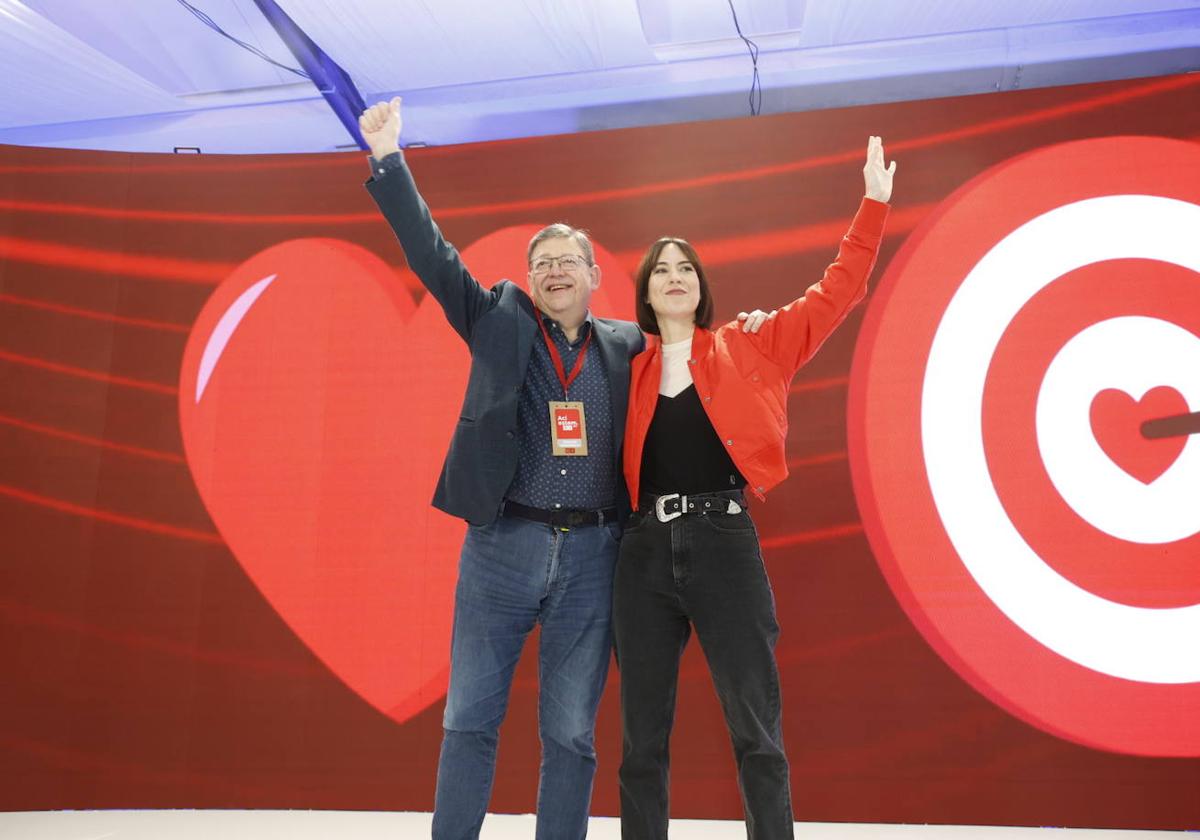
1089, 386, 1188, 484
180, 230, 634, 724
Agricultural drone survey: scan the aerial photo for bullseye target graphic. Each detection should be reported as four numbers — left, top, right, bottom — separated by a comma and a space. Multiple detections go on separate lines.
848, 137, 1200, 755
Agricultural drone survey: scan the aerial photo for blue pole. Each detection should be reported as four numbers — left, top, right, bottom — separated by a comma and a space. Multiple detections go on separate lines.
250, 0, 369, 150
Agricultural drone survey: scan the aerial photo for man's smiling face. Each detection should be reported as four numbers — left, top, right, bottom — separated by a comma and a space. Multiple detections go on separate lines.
527, 237, 601, 322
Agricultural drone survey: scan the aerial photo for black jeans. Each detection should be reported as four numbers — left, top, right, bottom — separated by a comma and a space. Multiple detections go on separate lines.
613, 507, 793, 840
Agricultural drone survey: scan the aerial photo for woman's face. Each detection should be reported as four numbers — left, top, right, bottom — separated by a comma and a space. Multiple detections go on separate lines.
646, 243, 701, 323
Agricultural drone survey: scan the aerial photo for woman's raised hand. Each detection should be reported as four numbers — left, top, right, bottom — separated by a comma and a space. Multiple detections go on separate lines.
863, 135, 896, 203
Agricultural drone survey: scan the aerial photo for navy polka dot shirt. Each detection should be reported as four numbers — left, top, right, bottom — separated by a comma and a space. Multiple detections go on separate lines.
506, 313, 615, 510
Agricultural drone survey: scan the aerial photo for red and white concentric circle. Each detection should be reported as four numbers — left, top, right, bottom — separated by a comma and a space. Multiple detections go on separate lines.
849, 136, 1200, 755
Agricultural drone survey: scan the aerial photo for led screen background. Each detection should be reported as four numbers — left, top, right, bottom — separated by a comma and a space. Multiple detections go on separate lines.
1, 74, 1199, 828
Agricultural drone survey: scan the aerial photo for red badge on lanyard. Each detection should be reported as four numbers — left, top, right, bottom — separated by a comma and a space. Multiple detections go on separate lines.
539, 316, 591, 456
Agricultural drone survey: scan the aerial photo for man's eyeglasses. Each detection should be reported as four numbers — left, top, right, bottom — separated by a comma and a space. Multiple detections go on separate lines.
529, 254, 591, 275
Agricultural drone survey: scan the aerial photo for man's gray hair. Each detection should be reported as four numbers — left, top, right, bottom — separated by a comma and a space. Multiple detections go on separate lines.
526, 223, 595, 266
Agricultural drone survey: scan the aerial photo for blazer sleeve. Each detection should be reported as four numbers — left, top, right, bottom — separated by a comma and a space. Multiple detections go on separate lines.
364, 152, 496, 342
624, 322, 647, 356
744, 197, 889, 376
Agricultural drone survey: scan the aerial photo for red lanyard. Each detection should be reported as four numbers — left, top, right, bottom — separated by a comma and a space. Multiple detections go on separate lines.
537, 316, 592, 399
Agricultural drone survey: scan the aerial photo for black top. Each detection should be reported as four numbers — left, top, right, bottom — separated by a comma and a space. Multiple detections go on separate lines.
639, 384, 747, 496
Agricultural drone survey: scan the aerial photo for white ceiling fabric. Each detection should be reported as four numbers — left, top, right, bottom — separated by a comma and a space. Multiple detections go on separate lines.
0, 0, 1195, 152
19, 0, 300, 96
798, 0, 1200, 46
0, 0, 178, 129
272, 0, 655, 94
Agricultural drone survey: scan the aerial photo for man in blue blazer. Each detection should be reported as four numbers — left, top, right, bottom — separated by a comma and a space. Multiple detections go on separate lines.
360, 99, 771, 840
360, 97, 643, 840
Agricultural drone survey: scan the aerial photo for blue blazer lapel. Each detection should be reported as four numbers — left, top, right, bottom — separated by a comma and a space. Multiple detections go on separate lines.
515, 289, 539, 382
592, 319, 630, 456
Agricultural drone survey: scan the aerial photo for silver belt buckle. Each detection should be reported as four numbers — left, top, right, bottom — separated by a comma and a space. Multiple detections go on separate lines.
655, 493, 685, 522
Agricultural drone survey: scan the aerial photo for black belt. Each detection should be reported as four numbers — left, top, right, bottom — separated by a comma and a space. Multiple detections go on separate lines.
640, 489, 746, 523
501, 499, 617, 528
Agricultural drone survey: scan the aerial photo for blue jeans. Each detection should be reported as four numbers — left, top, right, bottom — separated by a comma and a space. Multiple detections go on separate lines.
432, 514, 620, 840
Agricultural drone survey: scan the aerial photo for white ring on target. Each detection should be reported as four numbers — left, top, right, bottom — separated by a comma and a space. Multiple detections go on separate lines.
922, 194, 1200, 684
1037, 317, 1200, 544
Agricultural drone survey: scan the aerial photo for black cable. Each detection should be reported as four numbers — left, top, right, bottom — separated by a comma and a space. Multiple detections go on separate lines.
174, 0, 310, 80
726, 0, 762, 116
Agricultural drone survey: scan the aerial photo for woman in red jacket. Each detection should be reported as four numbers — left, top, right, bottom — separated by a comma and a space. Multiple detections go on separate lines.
614, 136, 896, 840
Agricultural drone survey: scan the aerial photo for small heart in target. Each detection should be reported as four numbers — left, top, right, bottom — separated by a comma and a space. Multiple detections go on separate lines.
1089, 386, 1189, 484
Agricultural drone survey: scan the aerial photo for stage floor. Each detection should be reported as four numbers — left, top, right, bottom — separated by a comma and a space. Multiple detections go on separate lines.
0, 811, 1183, 839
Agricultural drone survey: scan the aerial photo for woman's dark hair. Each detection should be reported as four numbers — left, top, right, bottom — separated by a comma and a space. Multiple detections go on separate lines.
632, 237, 715, 335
